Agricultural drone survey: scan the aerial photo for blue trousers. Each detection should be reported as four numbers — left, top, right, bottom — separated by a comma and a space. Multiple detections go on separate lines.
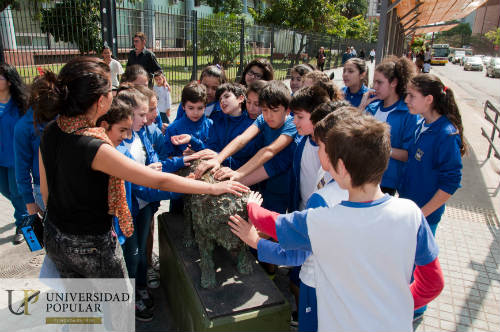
122, 203, 154, 288
299, 280, 318, 332
0, 166, 28, 227
414, 222, 438, 314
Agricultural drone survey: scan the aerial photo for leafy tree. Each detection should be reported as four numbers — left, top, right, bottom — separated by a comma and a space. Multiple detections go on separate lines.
486, 27, 500, 46
198, 13, 242, 66
441, 22, 471, 46
340, 0, 368, 19
40, 0, 101, 54
206, 0, 242, 14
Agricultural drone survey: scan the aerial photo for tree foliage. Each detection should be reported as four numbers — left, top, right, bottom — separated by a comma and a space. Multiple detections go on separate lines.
206, 0, 242, 14
340, 0, 368, 19
198, 13, 242, 67
486, 27, 500, 46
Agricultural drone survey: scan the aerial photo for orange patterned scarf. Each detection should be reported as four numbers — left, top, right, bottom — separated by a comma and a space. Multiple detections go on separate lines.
57, 114, 134, 237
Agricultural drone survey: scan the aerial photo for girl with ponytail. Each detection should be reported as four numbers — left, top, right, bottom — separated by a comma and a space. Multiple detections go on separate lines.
342, 57, 369, 107
37, 57, 248, 279
398, 73, 464, 320
361, 55, 419, 195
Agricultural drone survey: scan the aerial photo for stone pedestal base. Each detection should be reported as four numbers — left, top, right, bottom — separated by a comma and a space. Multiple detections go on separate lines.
158, 212, 290, 331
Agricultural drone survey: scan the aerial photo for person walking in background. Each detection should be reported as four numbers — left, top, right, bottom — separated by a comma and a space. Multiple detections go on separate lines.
102, 45, 124, 93
127, 32, 166, 89
341, 47, 353, 65
316, 47, 326, 72
359, 49, 365, 60
0, 63, 29, 245
370, 49, 376, 63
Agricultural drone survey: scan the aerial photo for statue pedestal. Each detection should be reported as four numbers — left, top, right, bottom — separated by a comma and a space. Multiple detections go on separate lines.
158, 212, 290, 332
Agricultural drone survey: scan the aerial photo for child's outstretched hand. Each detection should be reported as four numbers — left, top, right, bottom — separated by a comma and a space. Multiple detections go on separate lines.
182, 154, 198, 166
171, 134, 191, 145
228, 214, 260, 249
147, 162, 162, 172
195, 159, 221, 179
210, 181, 249, 196
190, 149, 218, 160
247, 191, 263, 206
214, 167, 241, 181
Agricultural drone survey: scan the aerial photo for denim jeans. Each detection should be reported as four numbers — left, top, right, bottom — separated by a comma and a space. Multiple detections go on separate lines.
414, 222, 438, 314
33, 184, 45, 211
122, 203, 154, 287
0, 166, 28, 227
44, 218, 128, 278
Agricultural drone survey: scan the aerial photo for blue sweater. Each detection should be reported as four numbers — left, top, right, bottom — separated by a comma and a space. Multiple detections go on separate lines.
342, 85, 368, 107
398, 116, 462, 224
164, 114, 213, 156
0, 99, 22, 168
207, 110, 260, 170
139, 126, 185, 172
114, 145, 181, 244
366, 99, 418, 189
13, 108, 44, 205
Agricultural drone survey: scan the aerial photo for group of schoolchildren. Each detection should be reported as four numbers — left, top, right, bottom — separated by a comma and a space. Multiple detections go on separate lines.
1, 52, 465, 331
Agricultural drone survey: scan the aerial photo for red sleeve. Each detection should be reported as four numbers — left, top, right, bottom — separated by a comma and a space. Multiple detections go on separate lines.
247, 202, 279, 240
410, 258, 444, 309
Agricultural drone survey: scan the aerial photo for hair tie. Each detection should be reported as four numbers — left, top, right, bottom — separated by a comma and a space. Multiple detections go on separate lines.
443, 86, 448, 93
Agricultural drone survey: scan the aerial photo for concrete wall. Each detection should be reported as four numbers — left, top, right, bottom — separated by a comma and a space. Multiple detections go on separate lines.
472, 0, 500, 35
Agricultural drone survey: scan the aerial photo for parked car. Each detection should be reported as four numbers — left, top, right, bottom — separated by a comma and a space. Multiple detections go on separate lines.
454, 51, 466, 64
486, 57, 500, 78
464, 57, 483, 71
483, 56, 492, 65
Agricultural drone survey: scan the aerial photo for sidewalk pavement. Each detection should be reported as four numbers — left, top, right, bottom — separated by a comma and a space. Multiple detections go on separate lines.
0, 63, 498, 332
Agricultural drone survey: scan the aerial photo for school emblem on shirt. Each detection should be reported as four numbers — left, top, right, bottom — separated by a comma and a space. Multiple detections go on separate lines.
415, 148, 424, 161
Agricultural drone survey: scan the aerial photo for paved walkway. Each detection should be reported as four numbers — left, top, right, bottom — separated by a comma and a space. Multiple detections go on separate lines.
0, 64, 499, 331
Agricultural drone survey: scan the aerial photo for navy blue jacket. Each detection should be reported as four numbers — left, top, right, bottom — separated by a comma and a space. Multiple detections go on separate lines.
366, 99, 419, 189
163, 114, 212, 156
0, 98, 22, 168
288, 135, 317, 212
13, 108, 44, 205
342, 85, 368, 107
207, 110, 260, 170
398, 116, 462, 224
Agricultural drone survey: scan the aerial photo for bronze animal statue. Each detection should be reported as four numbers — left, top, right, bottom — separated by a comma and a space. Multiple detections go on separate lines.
177, 160, 254, 289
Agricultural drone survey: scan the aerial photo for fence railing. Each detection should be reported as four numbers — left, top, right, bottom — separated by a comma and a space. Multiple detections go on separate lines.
0, 2, 375, 102
481, 100, 500, 160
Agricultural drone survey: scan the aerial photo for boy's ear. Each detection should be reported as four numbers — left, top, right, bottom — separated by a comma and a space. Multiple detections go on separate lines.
237, 95, 245, 104
99, 120, 110, 130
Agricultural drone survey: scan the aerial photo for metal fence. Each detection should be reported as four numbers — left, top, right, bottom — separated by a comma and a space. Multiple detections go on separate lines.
0, 1, 375, 102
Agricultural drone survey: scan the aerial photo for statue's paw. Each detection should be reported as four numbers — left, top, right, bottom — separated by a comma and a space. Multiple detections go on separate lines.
183, 236, 196, 248
200, 269, 217, 289
237, 260, 254, 275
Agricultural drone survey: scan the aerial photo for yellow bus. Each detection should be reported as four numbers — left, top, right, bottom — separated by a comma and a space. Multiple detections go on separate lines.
431, 44, 450, 65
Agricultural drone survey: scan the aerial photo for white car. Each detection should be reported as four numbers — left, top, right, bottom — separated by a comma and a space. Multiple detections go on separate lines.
483, 56, 492, 65
464, 57, 483, 71
486, 58, 500, 78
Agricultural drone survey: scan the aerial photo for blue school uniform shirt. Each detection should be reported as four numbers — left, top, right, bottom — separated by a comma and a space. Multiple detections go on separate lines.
398, 116, 462, 225
13, 108, 45, 205
366, 99, 418, 189
342, 85, 368, 107
174, 101, 221, 121
207, 110, 260, 170
0, 99, 21, 168
253, 114, 297, 178
113, 145, 181, 244
163, 114, 213, 157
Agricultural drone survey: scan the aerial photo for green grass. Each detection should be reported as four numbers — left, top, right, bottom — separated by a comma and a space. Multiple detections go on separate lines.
14, 54, 337, 103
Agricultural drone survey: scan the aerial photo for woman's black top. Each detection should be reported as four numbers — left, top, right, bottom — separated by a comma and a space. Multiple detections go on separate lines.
40, 120, 112, 235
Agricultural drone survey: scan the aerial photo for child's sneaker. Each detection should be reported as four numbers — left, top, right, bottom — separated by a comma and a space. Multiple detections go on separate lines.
137, 288, 155, 310
147, 267, 160, 289
135, 299, 153, 322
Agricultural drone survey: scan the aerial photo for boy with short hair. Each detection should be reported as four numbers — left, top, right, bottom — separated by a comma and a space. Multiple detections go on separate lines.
164, 82, 213, 157
192, 83, 260, 170
232, 112, 444, 331
196, 80, 296, 213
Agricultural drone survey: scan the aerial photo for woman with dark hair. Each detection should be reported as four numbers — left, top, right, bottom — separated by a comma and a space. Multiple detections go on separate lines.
240, 58, 274, 86
37, 57, 248, 278
0, 63, 29, 245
